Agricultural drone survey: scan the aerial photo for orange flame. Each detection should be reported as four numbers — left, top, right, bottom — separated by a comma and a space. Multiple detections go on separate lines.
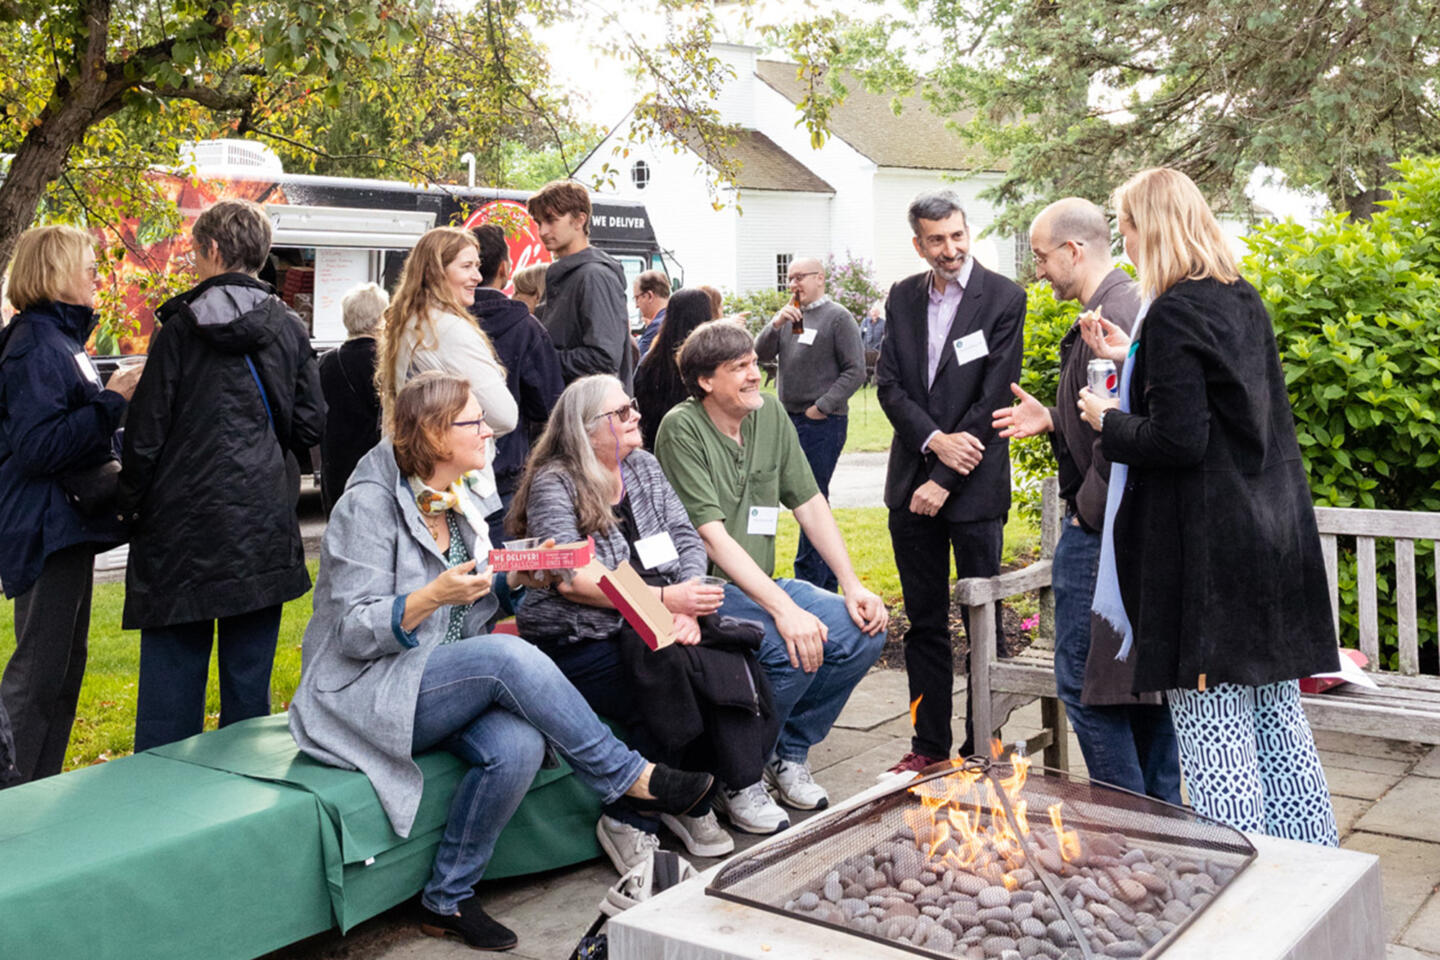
1047, 803, 1083, 862
909, 694, 923, 728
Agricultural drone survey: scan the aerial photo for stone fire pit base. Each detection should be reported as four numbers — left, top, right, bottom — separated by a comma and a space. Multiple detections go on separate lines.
609, 832, 1382, 960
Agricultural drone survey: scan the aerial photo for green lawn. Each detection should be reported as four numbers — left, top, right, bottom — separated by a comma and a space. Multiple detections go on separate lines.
757, 382, 894, 455
1, 506, 1037, 773
841, 385, 896, 454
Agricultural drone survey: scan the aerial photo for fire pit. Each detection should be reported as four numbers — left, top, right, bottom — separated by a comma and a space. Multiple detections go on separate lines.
706, 757, 1254, 959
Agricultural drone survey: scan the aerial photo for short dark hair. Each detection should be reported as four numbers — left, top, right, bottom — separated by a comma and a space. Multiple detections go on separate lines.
677, 320, 755, 401
392, 371, 472, 480
193, 199, 272, 274
472, 224, 509, 286
527, 180, 592, 236
907, 190, 967, 237
634, 269, 670, 299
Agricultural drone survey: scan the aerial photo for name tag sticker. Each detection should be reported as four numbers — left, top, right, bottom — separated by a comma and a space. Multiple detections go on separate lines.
797, 327, 818, 346
746, 506, 779, 537
952, 330, 989, 367
74, 351, 101, 386
632, 531, 680, 570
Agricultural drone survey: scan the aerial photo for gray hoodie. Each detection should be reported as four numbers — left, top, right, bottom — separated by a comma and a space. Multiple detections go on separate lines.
541, 246, 633, 390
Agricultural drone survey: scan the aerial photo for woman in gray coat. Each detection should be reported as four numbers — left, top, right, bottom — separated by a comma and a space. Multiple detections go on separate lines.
288, 371, 712, 951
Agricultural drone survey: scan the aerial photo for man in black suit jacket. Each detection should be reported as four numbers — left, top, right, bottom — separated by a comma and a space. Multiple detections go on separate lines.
876, 190, 1026, 775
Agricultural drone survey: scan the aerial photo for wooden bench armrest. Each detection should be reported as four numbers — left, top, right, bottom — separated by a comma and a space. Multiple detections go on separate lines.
953, 559, 1054, 606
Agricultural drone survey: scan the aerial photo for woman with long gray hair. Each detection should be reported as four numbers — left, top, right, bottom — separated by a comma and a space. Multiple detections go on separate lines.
509, 374, 774, 874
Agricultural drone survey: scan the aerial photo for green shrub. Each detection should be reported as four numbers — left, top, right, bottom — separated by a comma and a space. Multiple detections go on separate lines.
722, 287, 790, 335
1243, 155, 1440, 667
1010, 281, 1082, 523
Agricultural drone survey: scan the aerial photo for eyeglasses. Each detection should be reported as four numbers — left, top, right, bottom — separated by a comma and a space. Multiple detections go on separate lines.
452, 418, 488, 434
1032, 240, 1084, 267
787, 271, 821, 283
593, 398, 641, 423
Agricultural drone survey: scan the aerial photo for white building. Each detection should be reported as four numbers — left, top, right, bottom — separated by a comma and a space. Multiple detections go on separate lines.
573, 44, 1022, 297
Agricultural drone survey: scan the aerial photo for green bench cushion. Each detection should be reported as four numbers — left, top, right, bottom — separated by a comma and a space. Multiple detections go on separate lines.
0, 713, 604, 959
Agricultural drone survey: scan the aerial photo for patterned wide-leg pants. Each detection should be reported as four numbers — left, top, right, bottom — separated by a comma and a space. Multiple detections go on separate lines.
1167, 681, 1339, 847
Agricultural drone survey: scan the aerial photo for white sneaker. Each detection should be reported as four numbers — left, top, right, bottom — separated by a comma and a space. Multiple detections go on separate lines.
596, 814, 662, 875
765, 758, 829, 810
715, 781, 790, 834
659, 810, 736, 858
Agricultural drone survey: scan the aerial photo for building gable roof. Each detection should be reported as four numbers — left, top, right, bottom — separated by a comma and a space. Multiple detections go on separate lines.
674, 125, 835, 194
754, 60, 1004, 173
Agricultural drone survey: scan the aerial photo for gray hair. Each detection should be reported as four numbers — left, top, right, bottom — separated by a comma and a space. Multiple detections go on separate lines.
192, 199, 272, 274
907, 190, 967, 236
509, 374, 625, 538
341, 282, 388, 337
678, 320, 755, 401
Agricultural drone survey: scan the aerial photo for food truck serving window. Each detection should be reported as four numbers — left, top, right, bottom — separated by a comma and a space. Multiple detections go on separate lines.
265, 204, 434, 346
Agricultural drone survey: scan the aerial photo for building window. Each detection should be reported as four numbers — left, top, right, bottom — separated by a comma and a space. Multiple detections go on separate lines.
630, 160, 650, 190
776, 253, 793, 292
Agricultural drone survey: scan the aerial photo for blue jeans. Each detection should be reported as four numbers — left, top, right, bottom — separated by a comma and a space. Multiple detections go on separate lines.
1052, 519, 1182, 804
410, 634, 647, 914
134, 604, 283, 753
790, 413, 847, 592
717, 578, 884, 765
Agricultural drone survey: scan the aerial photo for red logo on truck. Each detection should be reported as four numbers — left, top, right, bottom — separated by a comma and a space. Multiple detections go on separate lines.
463, 200, 552, 296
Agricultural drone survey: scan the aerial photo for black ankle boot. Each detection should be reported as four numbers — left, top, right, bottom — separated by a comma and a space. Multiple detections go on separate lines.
631, 764, 715, 816
420, 898, 518, 951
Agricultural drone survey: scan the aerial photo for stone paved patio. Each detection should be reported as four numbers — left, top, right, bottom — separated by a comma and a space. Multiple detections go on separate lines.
266, 666, 1440, 960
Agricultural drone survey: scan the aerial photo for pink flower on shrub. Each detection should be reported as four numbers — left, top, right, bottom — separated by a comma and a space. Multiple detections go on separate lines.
1021, 614, 1040, 632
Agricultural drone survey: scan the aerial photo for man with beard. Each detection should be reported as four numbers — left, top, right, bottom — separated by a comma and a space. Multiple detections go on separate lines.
875, 190, 1026, 776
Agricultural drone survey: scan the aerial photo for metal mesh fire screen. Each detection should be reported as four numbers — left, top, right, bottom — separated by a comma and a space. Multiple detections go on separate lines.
708, 757, 1257, 959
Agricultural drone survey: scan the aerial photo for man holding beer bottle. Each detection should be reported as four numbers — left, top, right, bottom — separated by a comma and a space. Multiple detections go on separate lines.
991, 196, 1181, 803
754, 257, 866, 592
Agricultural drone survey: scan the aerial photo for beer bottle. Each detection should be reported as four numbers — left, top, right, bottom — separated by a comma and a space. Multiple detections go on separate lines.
790, 291, 804, 335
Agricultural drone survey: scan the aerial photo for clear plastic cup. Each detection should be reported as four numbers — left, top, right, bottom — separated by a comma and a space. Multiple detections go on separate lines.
695, 575, 728, 588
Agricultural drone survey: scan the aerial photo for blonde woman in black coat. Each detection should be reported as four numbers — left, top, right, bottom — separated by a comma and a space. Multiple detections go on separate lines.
1077, 167, 1339, 845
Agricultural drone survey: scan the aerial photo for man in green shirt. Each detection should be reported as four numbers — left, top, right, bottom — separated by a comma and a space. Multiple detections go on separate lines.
655, 321, 888, 834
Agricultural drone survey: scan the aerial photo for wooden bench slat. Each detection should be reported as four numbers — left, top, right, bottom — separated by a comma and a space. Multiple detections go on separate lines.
1320, 533, 1340, 640
1396, 539, 1420, 675
1315, 506, 1440, 539
1357, 537, 1380, 662
954, 560, 1053, 605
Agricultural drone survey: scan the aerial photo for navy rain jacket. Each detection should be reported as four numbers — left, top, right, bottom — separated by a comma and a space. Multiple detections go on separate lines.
0, 301, 127, 598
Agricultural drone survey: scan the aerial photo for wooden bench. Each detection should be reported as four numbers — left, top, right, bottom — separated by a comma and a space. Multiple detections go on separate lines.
962, 479, 1440, 772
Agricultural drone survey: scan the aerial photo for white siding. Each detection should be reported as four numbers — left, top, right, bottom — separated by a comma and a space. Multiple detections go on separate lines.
575, 116, 740, 292
750, 80, 878, 265
711, 44, 759, 130
732, 191, 834, 294
871, 168, 1022, 288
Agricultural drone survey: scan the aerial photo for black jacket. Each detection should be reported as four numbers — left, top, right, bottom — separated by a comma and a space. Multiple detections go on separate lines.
1049, 270, 1140, 531
876, 263, 1026, 522
319, 337, 381, 513
1102, 276, 1339, 692
469, 289, 564, 494
0, 301, 127, 597
541, 247, 634, 390
117, 274, 325, 628
617, 618, 778, 788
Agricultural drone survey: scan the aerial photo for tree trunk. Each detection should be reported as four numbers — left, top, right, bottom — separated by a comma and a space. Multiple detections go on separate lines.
1343, 186, 1388, 222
